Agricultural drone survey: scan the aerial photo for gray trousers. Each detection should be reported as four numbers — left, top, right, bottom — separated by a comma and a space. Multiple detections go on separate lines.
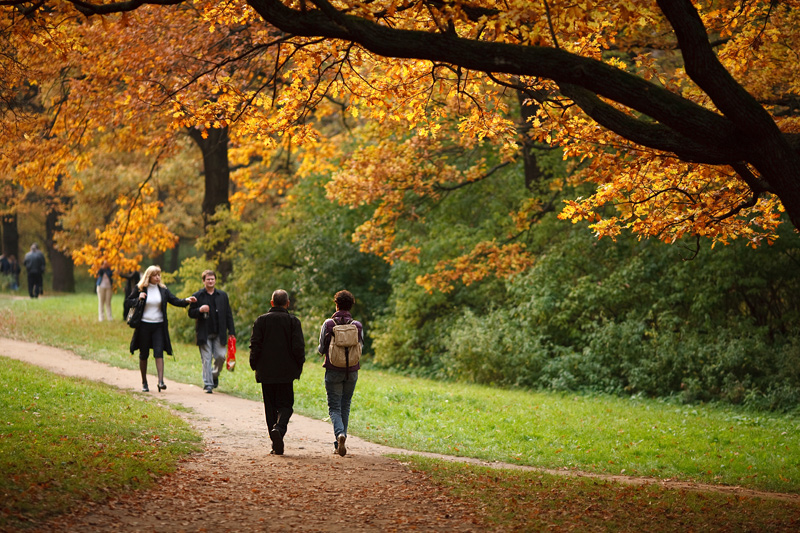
199, 335, 226, 388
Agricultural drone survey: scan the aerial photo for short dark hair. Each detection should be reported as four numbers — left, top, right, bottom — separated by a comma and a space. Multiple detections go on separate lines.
334, 290, 354, 311
201, 269, 216, 281
271, 289, 289, 307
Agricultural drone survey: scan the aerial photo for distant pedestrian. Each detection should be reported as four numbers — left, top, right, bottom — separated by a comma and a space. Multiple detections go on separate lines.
249, 289, 305, 455
127, 265, 196, 393
188, 270, 236, 393
7, 255, 20, 291
23, 244, 45, 298
96, 260, 114, 321
120, 270, 141, 320
0, 253, 11, 291
317, 290, 363, 456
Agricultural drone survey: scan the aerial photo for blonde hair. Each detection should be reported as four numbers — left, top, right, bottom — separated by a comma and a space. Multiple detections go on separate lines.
137, 265, 165, 290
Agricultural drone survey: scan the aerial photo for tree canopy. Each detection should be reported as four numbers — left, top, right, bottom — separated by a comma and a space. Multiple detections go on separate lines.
3, 0, 800, 281
4, 0, 800, 409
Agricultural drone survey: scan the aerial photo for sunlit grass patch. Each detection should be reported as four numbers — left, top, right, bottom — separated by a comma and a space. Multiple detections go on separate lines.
0, 357, 201, 529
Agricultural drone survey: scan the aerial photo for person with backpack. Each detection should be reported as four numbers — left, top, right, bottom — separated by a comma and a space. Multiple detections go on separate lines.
249, 289, 305, 455
317, 290, 363, 456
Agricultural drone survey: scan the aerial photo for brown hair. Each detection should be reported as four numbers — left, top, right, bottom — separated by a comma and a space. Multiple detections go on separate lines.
334, 290, 354, 311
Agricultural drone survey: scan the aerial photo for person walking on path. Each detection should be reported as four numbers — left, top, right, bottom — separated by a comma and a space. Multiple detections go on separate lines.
127, 265, 196, 393
249, 289, 305, 455
96, 260, 114, 321
188, 269, 236, 394
317, 289, 363, 456
23, 243, 45, 298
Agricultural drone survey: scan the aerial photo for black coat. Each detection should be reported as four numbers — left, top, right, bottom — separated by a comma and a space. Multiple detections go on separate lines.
127, 286, 190, 355
249, 307, 305, 384
188, 288, 236, 345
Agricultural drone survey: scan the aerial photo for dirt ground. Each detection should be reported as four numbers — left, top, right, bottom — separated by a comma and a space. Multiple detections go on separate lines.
1, 337, 798, 532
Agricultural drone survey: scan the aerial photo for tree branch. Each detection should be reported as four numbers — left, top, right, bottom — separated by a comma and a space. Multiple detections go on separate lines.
68, 0, 185, 16
558, 84, 739, 164
656, 0, 782, 144
247, 0, 740, 152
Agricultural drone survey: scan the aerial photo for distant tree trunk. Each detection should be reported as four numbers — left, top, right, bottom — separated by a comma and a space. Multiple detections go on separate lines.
44, 178, 75, 293
45, 208, 75, 293
517, 90, 542, 190
152, 252, 165, 271
1, 213, 19, 258
169, 239, 180, 272
187, 126, 232, 280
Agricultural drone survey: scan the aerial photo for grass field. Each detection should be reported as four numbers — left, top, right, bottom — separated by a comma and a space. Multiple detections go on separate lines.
1, 292, 798, 530
0, 357, 201, 528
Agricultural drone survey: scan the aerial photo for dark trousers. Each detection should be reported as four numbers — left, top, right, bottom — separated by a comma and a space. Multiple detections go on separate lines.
27, 272, 43, 298
260, 382, 294, 437
138, 321, 165, 360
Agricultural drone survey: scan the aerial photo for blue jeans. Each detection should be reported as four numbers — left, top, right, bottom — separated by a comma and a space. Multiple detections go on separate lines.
325, 369, 358, 442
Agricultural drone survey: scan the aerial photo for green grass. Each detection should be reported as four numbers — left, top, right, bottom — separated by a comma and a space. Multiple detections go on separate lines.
0, 357, 201, 529
2, 293, 799, 495
402, 456, 800, 532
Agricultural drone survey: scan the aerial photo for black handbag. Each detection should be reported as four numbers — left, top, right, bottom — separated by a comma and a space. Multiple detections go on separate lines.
126, 297, 145, 329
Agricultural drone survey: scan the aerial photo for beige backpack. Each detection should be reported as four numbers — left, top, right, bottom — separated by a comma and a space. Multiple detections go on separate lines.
329, 318, 361, 369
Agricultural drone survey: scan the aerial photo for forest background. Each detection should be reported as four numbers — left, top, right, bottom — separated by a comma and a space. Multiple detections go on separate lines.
1, 1, 800, 414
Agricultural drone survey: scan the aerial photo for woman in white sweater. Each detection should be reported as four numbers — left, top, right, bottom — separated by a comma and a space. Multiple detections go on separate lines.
127, 265, 196, 392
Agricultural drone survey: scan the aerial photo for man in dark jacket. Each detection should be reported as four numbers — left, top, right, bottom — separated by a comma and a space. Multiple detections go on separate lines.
249, 289, 305, 455
23, 243, 45, 299
188, 270, 236, 393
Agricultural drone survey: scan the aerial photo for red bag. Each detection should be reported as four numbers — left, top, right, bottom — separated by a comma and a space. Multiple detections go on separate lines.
226, 335, 236, 371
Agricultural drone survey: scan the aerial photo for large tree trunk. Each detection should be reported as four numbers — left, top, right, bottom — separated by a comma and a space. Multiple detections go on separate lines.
187, 126, 233, 280
1, 213, 19, 258
44, 178, 75, 293
45, 208, 74, 293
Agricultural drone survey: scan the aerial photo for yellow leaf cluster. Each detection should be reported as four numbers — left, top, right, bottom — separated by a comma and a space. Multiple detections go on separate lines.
416, 241, 534, 294
72, 194, 178, 284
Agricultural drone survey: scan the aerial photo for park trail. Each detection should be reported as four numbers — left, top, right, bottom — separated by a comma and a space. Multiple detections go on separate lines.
1, 337, 798, 532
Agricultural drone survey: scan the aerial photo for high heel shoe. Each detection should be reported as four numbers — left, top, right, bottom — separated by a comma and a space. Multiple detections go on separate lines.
157, 382, 166, 392
142, 382, 149, 392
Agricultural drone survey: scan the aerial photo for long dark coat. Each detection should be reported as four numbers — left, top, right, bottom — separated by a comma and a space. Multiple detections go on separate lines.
127, 286, 190, 356
249, 307, 305, 384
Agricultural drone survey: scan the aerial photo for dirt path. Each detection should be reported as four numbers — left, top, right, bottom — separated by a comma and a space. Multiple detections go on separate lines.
2, 338, 798, 532
1, 338, 488, 532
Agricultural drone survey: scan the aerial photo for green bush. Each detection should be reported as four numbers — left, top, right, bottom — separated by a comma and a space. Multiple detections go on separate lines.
431, 217, 800, 412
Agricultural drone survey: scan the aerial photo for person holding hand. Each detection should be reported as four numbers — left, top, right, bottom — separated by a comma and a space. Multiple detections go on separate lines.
188, 269, 236, 394
127, 265, 196, 392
